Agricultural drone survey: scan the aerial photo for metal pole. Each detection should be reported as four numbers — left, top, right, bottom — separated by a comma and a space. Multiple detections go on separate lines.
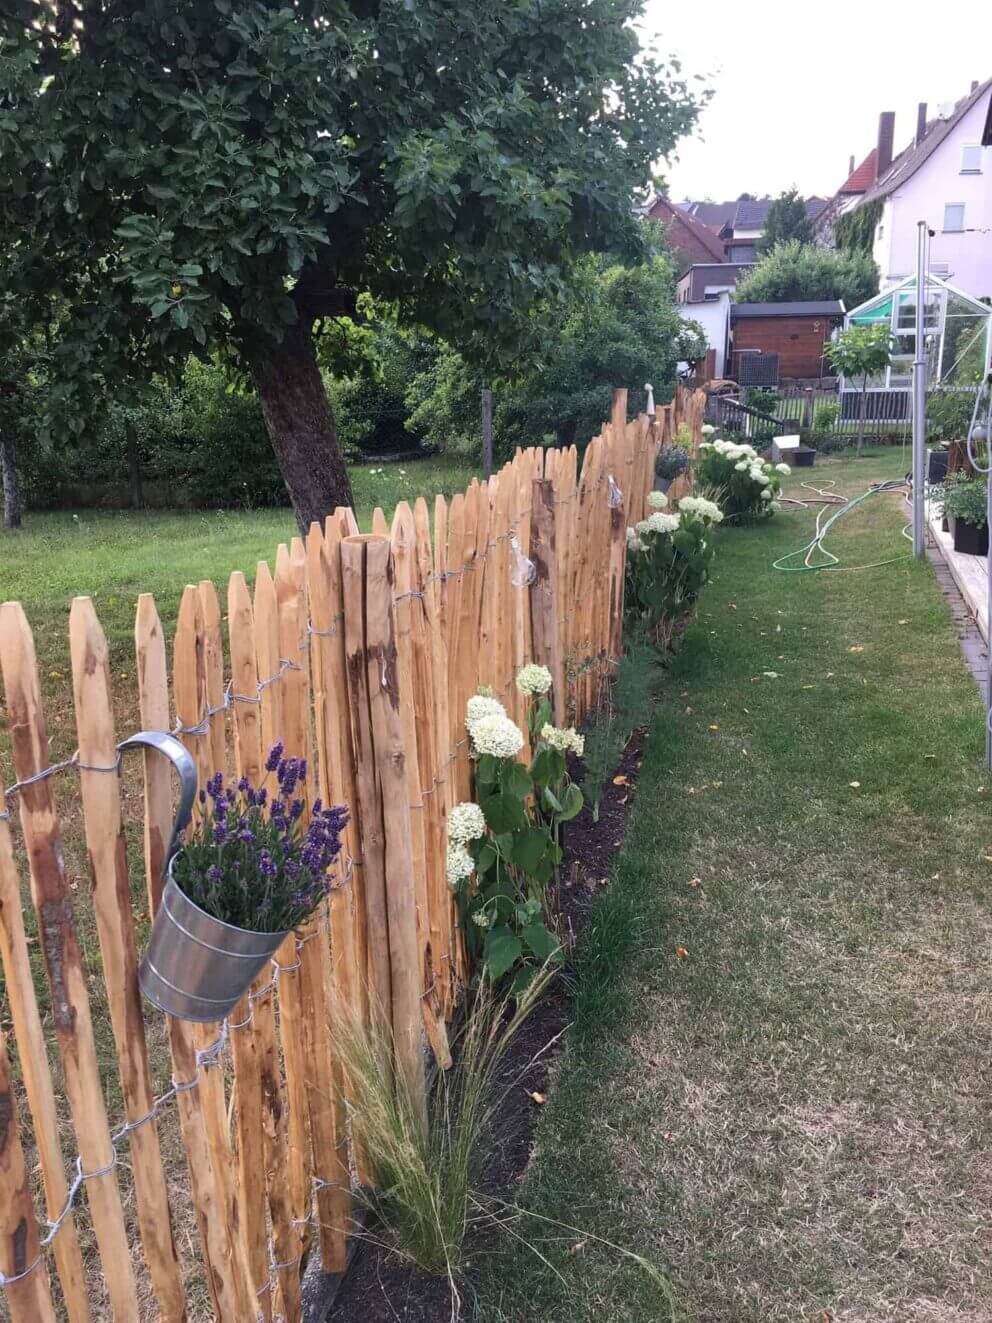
911, 220, 927, 557
481, 387, 493, 480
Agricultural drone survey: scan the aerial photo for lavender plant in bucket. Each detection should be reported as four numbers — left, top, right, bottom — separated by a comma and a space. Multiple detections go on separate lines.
140, 742, 348, 1022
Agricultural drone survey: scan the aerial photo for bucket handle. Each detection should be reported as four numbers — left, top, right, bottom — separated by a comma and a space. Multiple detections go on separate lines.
117, 731, 198, 873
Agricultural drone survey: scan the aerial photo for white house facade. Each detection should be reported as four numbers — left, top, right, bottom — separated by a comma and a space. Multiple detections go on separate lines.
863, 81, 992, 299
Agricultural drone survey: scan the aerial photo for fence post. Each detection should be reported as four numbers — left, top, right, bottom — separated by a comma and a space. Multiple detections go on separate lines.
0, 601, 140, 1321
530, 477, 564, 723
482, 387, 494, 479
69, 596, 185, 1321
0, 1029, 57, 1322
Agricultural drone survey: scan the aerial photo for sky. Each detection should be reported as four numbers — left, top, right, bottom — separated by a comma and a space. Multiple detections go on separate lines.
638, 0, 989, 202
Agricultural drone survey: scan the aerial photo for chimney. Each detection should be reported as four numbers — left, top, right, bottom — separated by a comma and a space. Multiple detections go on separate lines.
877, 111, 895, 179
916, 102, 928, 147
848, 154, 855, 176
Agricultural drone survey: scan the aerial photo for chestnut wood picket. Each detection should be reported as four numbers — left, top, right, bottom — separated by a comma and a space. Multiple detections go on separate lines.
0, 389, 703, 1320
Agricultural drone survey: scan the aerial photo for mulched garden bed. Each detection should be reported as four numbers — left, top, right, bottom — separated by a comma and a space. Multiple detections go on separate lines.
315, 729, 647, 1323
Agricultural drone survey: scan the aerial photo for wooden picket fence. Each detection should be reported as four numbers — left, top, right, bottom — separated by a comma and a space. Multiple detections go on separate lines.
0, 388, 704, 1322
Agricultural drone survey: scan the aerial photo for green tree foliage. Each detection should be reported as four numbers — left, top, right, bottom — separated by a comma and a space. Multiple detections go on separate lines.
825, 323, 892, 454
734, 240, 879, 306
0, 1, 705, 531
407, 253, 707, 460
757, 190, 815, 255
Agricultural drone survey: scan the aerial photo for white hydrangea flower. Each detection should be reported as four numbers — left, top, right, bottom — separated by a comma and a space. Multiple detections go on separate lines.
699, 440, 714, 451
760, 488, 773, 501
644, 511, 681, 535
628, 535, 647, 553
465, 693, 506, 732
775, 462, 791, 475
646, 490, 669, 509
472, 910, 491, 929
701, 423, 715, 436
540, 723, 585, 757
471, 712, 524, 759
446, 844, 475, 887
679, 496, 723, 523
515, 663, 552, 696
448, 801, 486, 844
734, 460, 749, 472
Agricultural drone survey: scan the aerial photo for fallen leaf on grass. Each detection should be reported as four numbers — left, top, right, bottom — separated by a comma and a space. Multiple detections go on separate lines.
529, 1091, 546, 1105
802, 684, 814, 690
848, 645, 864, 654
612, 775, 627, 786
708, 724, 720, 731
688, 878, 701, 888
849, 781, 861, 789
898, 619, 910, 625
762, 671, 779, 679
675, 946, 688, 959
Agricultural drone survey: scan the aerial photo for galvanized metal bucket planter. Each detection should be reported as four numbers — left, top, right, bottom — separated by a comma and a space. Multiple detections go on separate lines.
120, 730, 290, 1023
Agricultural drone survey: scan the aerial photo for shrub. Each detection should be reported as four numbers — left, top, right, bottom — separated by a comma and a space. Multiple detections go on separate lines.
927, 389, 976, 444
696, 436, 789, 520
624, 491, 723, 649
812, 399, 839, 432
734, 240, 878, 306
448, 673, 584, 986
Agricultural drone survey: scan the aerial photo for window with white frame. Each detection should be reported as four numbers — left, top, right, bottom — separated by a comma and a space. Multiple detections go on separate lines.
943, 203, 965, 232
961, 144, 983, 173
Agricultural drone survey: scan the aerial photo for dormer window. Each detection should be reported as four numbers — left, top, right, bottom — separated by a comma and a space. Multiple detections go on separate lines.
961, 144, 983, 173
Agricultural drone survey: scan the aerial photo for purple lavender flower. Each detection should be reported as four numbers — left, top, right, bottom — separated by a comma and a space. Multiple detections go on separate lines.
265, 741, 284, 773
237, 776, 250, 794
198, 788, 207, 806
238, 828, 255, 845
258, 851, 277, 878
290, 799, 304, 822
207, 865, 223, 884
297, 759, 307, 783
212, 822, 228, 844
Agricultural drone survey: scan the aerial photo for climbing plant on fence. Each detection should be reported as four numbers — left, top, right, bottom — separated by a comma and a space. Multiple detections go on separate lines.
0, 387, 704, 1322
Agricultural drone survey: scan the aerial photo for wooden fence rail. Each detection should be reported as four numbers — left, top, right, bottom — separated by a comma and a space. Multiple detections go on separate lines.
0, 389, 703, 1321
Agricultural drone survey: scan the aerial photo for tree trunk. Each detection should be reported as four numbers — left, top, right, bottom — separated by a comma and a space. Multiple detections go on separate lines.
125, 419, 144, 510
857, 371, 868, 457
1, 434, 22, 530
244, 317, 353, 532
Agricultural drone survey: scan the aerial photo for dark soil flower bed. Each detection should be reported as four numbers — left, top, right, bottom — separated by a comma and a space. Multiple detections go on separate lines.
309, 731, 647, 1323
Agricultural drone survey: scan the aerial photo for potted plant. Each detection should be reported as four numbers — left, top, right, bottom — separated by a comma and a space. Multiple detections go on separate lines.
940, 470, 989, 556
140, 741, 348, 1022
654, 444, 689, 493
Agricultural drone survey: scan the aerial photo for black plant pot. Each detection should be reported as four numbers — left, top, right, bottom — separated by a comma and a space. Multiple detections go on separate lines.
951, 517, 989, 557
927, 449, 949, 483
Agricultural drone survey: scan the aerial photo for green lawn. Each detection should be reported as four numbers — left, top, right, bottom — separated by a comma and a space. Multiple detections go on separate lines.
0, 454, 476, 751
472, 449, 992, 1322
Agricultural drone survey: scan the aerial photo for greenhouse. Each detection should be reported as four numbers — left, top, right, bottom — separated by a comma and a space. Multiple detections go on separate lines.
840, 275, 991, 420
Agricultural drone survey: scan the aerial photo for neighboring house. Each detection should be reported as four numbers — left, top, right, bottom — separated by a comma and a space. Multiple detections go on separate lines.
729, 302, 844, 380
678, 197, 828, 263
830, 79, 992, 298
814, 147, 879, 244
677, 290, 731, 379
676, 262, 755, 303
645, 196, 725, 270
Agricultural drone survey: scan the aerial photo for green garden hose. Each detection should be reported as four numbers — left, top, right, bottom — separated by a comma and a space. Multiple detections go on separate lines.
773, 479, 912, 573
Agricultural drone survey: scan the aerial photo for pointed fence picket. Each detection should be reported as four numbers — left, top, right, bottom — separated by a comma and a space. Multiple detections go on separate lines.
0, 387, 704, 1321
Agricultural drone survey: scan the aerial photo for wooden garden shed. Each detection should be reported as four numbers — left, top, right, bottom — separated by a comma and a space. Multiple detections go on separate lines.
730, 301, 844, 380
